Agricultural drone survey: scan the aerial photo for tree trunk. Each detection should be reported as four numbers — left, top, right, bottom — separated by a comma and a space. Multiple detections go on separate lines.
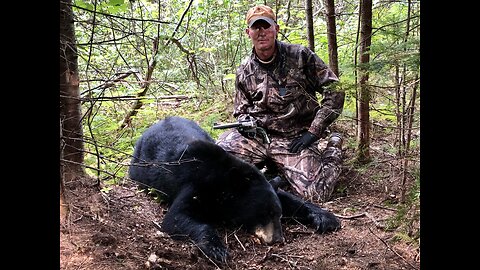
60, 0, 85, 178
60, 118, 68, 222
400, 0, 415, 203
353, 2, 361, 122
356, 0, 372, 163
60, 0, 84, 220
305, 0, 315, 51
323, 0, 339, 76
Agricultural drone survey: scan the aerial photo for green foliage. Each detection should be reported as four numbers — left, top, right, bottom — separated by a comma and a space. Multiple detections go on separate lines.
384, 169, 420, 245
71, 0, 420, 201
74, 0, 128, 14
143, 188, 168, 204
336, 79, 357, 121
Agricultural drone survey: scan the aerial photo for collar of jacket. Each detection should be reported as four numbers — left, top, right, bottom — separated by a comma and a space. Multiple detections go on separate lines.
251, 40, 284, 68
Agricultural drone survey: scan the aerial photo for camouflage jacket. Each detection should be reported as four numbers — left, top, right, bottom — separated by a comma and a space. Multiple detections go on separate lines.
234, 40, 345, 139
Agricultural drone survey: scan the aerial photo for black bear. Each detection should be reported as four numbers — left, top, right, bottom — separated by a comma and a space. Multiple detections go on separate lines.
128, 116, 340, 263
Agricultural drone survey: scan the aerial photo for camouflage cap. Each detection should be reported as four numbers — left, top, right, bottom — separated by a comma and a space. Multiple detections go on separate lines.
246, 4, 276, 28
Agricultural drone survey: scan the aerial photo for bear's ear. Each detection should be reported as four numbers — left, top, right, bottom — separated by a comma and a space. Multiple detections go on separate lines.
268, 176, 287, 191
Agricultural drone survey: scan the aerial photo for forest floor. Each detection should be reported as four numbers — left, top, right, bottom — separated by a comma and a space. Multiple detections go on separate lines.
59, 125, 420, 270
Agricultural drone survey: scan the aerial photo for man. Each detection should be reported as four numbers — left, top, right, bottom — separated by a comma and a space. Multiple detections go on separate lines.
216, 4, 345, 202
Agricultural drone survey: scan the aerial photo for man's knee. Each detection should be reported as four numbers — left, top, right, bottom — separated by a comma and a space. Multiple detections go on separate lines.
216, 129, 266, 165
321, 133, 343, 163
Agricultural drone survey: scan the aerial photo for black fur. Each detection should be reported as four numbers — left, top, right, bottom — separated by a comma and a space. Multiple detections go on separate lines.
129, 116, 340, 263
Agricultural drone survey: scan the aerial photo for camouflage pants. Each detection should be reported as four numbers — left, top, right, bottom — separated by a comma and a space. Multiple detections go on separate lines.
216, 129, 343, 202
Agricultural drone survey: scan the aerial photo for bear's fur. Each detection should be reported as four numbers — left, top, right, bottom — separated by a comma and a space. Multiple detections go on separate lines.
129, 116, 340, 263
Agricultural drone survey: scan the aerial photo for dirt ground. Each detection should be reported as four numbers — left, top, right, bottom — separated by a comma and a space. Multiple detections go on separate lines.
60, 131, 420, 270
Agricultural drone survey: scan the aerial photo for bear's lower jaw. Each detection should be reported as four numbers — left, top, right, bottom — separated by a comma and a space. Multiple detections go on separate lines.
254, 222, 285, 245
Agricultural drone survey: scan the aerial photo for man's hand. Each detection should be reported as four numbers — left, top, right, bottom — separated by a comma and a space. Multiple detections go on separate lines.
289, 131, 319, 153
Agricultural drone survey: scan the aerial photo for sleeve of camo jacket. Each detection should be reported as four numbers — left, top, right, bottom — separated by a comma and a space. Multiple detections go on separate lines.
232, 68, 254, 123
305, 50, 345, 138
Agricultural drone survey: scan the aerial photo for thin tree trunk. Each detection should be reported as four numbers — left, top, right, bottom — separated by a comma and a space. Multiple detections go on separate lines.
283, 0, 292, 29
354, 3, 361, 122
60, 118, 68, 223
394, 65, 401, 155
119, 1, 197, 129
60, 0, 85, 180
405, 75, 418, 153
305, 0, 315, 51
356, 0, 372, 163
118, 2, 161, 130
400, 0, 414, 203
118, 46, 158, 130
323, 0, 339, 76
401, 76, 418, 202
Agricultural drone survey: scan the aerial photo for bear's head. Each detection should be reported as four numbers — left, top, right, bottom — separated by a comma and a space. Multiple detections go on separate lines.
220, 157, 285, 245
184, 140, 285, 245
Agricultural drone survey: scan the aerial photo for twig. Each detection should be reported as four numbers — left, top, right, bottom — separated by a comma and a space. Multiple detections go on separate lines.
152, 220, 162, 230
118, 194, 136, 199
72, 215, 84, 223
270, 253, 300, 268
372, 204, 397, 212
334, 212, 366, 219
100, 191, 111, 209
260, 247, 273, 262
190, 241, 222, 270
368, 227, 419, 270
364, 212, 385, 229
80, 95, 190, 102
234, 233, 246, 251
286, 229, 314, 235
335, 212, 385, 229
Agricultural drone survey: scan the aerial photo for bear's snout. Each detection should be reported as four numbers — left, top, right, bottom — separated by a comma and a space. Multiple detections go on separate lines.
254, 221, 285, 245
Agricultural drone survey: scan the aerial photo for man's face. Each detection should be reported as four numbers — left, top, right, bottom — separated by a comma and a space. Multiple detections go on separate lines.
246, 20, 279, 52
